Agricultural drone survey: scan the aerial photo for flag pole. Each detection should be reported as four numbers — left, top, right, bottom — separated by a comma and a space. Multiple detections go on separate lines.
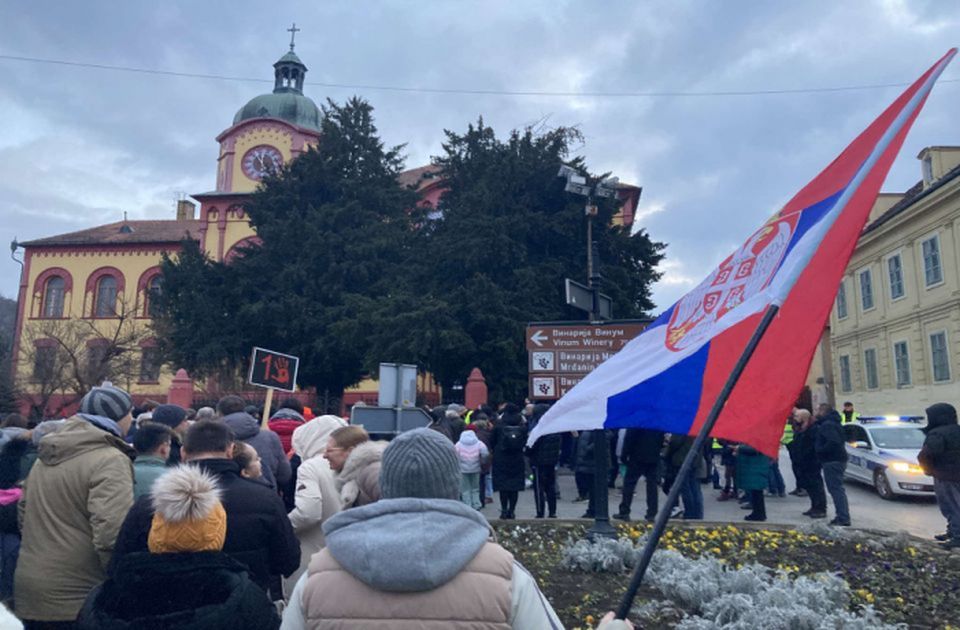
615, 303, 780, 619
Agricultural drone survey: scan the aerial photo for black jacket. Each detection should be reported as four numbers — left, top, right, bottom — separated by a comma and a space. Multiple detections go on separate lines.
78, 551, 279, 629
110, 459, 300, 592
621, 429, 665, 465
919, 403, 960, 481
814, 411, 848, 464
490, 413, 527, 491
526, 411, 561, 468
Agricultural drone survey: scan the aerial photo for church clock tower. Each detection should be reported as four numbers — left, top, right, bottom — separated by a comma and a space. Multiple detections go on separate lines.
192, 26, 322, 261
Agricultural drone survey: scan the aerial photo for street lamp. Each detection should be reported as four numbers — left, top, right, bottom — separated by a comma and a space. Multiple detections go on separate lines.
557, 166, 618, 539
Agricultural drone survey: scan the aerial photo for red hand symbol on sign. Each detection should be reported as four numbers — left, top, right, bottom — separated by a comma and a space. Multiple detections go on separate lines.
273, 357, 290, 385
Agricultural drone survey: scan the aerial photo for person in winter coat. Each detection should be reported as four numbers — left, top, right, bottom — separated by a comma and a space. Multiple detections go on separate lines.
813, 404, 850, 526
150, 404, 189, 465
455, 429, 488, 510
526, 403, 560, 518
734, 444, 771, 521
324, 426, 386, 508
77, 465, 280, 629
132, 422, 174, 499
0, 437, 28, 606
469, 414, 495, 505
110, 421, 300, 597
574, 430, 597, 508
918, 402, 960, 549
280, 428, 562, 629
490, 405, 527, 520
526, 407, 560, 515
664, 434, 705, 520
794, 409, 827, 519
16, 384, 136, 625
285, 415, 346, 593
615, 428, 664, 522
218, 395, 291, 490
269, 399, 307, 454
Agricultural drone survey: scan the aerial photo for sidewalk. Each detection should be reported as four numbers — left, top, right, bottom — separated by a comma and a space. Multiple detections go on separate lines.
483, 453, 940, 539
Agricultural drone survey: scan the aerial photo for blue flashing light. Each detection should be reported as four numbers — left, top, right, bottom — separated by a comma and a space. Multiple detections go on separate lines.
858, 415, 925, 424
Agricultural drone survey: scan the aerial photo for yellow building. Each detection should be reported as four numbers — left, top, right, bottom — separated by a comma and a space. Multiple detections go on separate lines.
828, 145, 960, 415
11, 46, 325, 416
11, 41, 641, 417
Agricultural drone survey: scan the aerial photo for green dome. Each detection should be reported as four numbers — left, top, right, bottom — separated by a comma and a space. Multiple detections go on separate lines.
232, 48, 320, 132
233, 92, 321, 131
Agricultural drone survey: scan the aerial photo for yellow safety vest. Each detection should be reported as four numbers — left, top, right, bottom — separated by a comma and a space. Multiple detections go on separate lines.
781, 420, 794, 445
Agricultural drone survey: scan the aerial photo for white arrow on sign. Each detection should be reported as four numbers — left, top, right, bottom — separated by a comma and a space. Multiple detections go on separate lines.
529, 330, 548, 347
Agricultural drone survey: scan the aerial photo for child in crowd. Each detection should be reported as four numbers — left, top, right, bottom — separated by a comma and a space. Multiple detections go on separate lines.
233, 442, 263, 481
454, 429, 488, 510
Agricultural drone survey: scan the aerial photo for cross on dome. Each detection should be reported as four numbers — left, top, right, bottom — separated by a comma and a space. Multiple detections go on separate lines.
287, 23, 300, 51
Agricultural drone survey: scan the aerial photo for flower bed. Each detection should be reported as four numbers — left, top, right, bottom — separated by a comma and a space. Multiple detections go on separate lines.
491, 521, 960, 629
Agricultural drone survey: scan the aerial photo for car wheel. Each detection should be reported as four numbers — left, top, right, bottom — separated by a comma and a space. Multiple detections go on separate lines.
874, 468, 895, 500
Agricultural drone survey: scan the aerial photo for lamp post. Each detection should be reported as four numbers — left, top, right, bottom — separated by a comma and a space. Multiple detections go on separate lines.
557, 167, 619, 538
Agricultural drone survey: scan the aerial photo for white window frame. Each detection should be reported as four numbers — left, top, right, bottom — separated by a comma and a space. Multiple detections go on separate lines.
839, 354, 852, 393
836, 280, 848, 320
863, 347, 879, 390
858, 267, 875, 312
893, 340, 912, 388
885, 251, 905, 302
929, 330, 951, 383
921, 233, 944, 288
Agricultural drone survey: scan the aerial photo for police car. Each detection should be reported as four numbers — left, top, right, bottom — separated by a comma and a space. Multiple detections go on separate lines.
842, 416, 933, 500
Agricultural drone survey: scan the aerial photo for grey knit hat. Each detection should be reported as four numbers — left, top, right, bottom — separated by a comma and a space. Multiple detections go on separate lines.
379, 428, 461, 500
80, 383, 133, 423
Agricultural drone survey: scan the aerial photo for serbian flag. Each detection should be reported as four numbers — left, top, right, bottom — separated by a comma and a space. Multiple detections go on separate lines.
528, 50, 956, 457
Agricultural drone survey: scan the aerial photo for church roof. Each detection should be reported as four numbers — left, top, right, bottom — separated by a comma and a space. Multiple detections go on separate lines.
22, 220, 202, 247
233, 92, 321, 132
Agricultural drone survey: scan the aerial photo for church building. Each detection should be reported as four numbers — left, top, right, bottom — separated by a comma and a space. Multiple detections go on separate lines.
11, 37, 641, 417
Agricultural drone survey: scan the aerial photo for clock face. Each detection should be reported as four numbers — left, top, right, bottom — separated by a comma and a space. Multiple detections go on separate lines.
241, 145, 284, 180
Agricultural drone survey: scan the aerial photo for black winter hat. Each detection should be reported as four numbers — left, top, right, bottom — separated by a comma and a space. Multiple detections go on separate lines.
152, 404, 187, 429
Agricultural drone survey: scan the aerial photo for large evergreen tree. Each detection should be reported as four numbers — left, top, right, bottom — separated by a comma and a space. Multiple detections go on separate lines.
155, 97, 417, 401
385, 121, 665, 400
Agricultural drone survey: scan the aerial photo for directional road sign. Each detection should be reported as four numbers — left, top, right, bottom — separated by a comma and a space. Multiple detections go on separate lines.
564, 278, 613, 320
526, 321, 649, 400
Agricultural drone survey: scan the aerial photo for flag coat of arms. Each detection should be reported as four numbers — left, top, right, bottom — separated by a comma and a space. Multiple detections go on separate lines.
528, 50, 957, 457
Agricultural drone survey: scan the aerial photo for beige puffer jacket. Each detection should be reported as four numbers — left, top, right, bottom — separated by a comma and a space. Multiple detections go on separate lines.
15, 417, 135, 621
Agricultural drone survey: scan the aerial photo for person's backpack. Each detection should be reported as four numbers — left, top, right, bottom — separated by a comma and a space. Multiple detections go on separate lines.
500, 425, 525, 454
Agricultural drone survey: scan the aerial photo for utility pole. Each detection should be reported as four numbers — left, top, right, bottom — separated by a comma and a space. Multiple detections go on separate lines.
558, 166, 619, 538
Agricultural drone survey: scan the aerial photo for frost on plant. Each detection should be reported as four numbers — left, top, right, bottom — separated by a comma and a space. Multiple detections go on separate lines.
560, 537, 641, 573
641, 550, 904, 630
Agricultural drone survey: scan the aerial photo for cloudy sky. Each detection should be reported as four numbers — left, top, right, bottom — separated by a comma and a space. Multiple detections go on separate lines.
0, 1, 956, 312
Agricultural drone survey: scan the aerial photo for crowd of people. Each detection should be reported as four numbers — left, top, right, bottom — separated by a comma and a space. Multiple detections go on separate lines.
0, 384, 641, 629
1, 382, 957, 628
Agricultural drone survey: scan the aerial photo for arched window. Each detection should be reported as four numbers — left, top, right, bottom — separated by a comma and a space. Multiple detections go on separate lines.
42, 277, 65, 318
94, 276, 118, 317
146, 275, 163, 318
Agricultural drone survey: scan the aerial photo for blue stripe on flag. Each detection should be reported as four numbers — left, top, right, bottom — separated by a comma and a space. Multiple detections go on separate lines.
778, 189, 845, 268
604, 340, 711, 434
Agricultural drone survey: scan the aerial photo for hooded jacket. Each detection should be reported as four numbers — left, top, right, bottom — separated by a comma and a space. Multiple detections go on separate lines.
110, 458, 300, 593
455, 430, 489, 474
526, 406, 561, 468
919, 403, 960, 481
223, 411, 291, 489
15, 416, 135, 621
269, 408, 306, 454
281, 498, 562, 629
336, 440, 387, 508
491, 413, 527, 491
814, 410, 848, 464
284, 415, 346, 593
